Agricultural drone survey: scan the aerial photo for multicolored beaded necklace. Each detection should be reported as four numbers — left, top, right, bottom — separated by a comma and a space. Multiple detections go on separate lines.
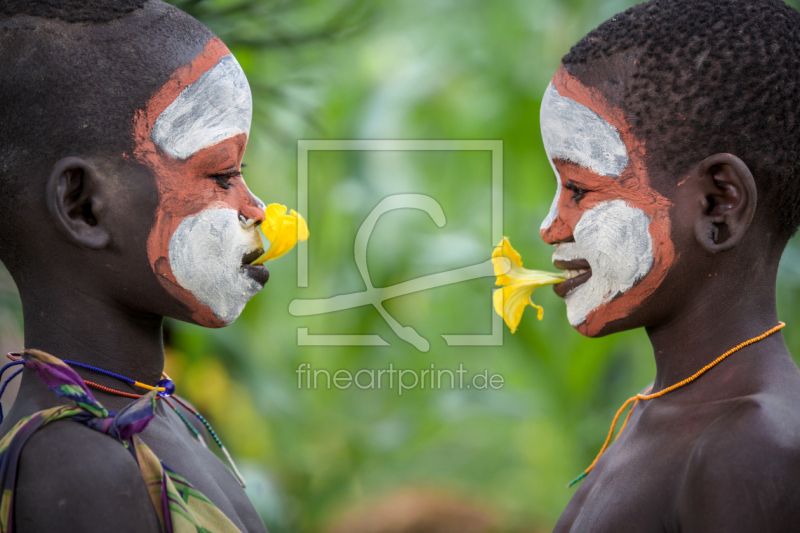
568, 321, 786, 488
1, 352, 246, 488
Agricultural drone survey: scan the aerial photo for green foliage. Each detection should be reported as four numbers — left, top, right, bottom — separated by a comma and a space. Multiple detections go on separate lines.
3, 1, 800, 531
159, 3, 662, 529
158, 1, 800, 531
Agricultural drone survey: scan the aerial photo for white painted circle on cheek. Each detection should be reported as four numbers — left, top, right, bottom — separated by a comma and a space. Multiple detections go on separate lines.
554, 200, 654, 327
168, 207, 263, 324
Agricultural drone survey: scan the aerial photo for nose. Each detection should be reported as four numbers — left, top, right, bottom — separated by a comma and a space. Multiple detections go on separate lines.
540, 213, 573, 245
238, 191, 266, 229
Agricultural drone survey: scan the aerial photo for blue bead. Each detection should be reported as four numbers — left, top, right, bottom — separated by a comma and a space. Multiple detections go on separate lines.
156, 378, 176, 397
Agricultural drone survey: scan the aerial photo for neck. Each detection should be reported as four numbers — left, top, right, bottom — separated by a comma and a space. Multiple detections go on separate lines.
19, 283, 166, 391
646, 268, 787, 394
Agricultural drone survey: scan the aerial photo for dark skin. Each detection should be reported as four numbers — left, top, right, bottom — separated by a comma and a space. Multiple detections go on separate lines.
551, 56, 800, 532
1, 160, 268, 533
0, 11, 268, 533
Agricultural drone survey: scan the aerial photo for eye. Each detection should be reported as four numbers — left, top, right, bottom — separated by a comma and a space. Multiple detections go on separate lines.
209, 170, 242, 190
565, 180, 588, 203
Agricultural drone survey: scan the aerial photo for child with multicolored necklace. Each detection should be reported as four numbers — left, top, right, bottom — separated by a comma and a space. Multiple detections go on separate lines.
0, 1, 306, 531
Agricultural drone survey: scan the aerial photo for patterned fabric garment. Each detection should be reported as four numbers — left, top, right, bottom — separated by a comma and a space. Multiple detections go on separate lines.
0, 349, 242, 533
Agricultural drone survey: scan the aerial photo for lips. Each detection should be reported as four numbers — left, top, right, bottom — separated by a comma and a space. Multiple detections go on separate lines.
243, 264, 269, 285
241, 248, 269, 286
241, 248, 264, 265
553, 259, 591, 297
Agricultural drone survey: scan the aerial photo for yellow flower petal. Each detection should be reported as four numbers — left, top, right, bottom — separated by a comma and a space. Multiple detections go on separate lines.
291, 209, 310, 241
494, 282, 544, 333
493, 238, 564, 287
493, 236, 561, 286
492, 237, 522, 270
251, 204, 310, 264
492, 237, 565, 332
260, 203, 288, 243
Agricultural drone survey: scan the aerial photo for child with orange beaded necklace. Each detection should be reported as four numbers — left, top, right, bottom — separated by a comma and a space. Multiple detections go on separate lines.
495, 1, 800, 531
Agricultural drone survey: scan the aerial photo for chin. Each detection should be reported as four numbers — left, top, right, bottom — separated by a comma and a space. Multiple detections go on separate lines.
167, 207, 266, 326
172, 293, 256, 328
573, 317, 629, 338
568, 297, 651, 338
182, 284, 262, 328
193, 308, 243, 328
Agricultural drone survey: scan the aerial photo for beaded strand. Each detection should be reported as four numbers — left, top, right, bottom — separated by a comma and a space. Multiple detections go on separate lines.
169, 394, 246, 487
84, 380, 141, 399
568, 321, 786, 488
163, 396, 207, 447
0, 360, 25, 424
59, 359, 167, 393
2, 352, 246, 488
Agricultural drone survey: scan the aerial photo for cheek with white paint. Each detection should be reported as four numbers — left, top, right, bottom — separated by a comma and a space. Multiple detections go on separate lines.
168, 208, 263, 324
539, 83, 629, 230
553, 200, 654, 326
152, 54, 252, 160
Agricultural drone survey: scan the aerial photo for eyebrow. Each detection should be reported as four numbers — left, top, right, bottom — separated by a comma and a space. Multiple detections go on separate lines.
540, 83, 629, 178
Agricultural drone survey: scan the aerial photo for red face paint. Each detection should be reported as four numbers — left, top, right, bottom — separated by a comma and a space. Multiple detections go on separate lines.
133, 38, 265, 327
540, 67, 676, 337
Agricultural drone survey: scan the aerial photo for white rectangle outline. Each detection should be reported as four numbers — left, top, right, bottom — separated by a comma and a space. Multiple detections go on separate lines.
297, 140, 503, 346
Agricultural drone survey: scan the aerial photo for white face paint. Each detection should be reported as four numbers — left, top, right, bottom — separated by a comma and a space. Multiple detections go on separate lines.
552, 200, 654, 326
539, 83, 629, 229
168, 208, 263, 324
152, 54, 252, 160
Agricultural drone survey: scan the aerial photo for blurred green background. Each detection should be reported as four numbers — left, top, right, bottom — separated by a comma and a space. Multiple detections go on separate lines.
4, 0, 800, 532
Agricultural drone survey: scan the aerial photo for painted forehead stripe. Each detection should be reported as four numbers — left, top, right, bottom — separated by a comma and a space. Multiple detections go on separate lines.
152, 54, 252, 160
540, 83, 628, 178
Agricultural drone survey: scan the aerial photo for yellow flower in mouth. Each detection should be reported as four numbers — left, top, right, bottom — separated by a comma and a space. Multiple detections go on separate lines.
250, 204, 310, 265
492, 236, 565, 333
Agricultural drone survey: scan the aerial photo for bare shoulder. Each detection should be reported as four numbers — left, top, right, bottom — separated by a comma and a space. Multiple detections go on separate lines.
14, 420, 160, 533
706, 390, 800, 446
677, 393, 800, 532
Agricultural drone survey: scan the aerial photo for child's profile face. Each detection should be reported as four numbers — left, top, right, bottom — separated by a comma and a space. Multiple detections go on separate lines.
539, 67, 676, 337
133, 38, 268, 328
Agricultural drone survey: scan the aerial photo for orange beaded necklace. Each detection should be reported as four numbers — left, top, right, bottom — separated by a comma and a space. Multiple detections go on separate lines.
568, 321, 786, 487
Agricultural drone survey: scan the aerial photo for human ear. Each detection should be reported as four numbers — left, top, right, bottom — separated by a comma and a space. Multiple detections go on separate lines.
693, 153, 757, 253
45, 157, 110, 250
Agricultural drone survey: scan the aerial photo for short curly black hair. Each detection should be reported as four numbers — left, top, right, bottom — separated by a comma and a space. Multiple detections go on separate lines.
563, 0, 800, 238
0, 0, 146, 23
0, 0, 213, 270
